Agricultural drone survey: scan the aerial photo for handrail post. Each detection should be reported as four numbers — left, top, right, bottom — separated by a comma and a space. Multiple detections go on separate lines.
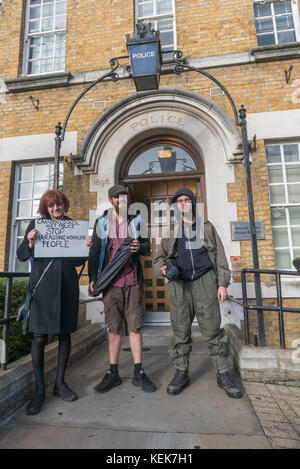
276, 272, 286, 349
239, 109, 266, 347
241, 270, 250, 345
1, 277, 12, 370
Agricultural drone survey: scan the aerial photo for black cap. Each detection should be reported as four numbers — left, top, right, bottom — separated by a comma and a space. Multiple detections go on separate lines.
108, 185, 128, 198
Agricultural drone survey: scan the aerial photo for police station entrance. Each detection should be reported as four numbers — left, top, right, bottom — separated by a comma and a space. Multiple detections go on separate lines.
120, 136, 206, 320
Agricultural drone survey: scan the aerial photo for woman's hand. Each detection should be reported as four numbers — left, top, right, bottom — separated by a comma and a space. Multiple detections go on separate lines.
162, 265, 167, 277
85, 236, 92, 248
218, 286, 228, 304
88, 281, 94, 296
27, 229, 37, 249
130, 240, 140, 253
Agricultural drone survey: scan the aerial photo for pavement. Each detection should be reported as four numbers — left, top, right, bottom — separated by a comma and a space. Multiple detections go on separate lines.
0, 326, 299, 449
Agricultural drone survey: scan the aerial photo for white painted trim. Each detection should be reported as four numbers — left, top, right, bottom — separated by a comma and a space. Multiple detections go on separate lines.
0, 131, 77, 162
247, 109, 300, 140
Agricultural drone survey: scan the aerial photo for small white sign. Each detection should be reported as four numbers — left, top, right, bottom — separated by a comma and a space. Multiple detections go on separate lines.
34, 219, 89, 258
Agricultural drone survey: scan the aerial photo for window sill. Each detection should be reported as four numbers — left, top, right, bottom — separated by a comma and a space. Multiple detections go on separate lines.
5, 72, 71, 93
251, 42, 300, 62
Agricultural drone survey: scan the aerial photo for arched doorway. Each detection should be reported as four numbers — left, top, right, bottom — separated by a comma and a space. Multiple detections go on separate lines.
119, 136, 206, 315
78, 89, 243, 323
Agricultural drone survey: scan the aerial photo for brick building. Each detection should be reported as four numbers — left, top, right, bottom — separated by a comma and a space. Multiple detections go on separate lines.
0, 0, 300, 347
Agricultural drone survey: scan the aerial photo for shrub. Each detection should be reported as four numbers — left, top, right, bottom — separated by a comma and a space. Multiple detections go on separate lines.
0, 278, 32, 363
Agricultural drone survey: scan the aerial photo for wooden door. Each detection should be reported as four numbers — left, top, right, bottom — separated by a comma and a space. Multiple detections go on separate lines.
130, 178, 205, 313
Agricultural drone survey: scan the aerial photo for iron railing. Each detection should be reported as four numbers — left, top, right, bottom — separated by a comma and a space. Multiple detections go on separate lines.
241, 268, 300, 349
0, 272, 30, 370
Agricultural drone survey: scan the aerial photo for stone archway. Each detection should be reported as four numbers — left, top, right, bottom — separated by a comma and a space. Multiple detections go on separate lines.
76, 88, 243, 257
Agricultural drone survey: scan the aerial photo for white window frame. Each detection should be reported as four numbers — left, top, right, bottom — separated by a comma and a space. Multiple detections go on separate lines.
266, 142, 300, 270
22, 0, 67, 76
253, 0, 300, 46
9, 161, 63, 272
134, 0, 177, 54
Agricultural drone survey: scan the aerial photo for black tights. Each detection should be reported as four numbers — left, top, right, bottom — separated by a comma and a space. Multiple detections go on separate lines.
31, 333, 71, 391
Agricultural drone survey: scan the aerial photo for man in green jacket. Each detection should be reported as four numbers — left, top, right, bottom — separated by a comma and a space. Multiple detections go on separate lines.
153, 187, 242, 398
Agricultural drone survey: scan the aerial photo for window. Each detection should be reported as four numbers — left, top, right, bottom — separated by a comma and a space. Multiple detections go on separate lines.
11, 161, 63, 272
23, 0, 67, 75
128, 144, 196, 175
266, 143, 300, 269
135, 0, 176, 57
254, 0, 300, 46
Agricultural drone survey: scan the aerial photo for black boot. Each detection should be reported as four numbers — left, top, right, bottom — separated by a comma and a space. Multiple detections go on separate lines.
94, 370, 122, 393
26, 386, 45, 415
167, 369, 190, 395
217, 371, 242, 398
132, 369, 156, 392
53, 382, 78, 402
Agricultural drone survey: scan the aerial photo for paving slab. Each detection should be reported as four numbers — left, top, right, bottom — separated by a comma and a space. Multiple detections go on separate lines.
0, 328, 270, 449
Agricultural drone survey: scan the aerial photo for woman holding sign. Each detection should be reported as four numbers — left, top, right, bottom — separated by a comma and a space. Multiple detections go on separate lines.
17, 189, 91, 416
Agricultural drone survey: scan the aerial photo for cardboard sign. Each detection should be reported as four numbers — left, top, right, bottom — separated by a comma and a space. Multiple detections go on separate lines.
34, 219, 89, 258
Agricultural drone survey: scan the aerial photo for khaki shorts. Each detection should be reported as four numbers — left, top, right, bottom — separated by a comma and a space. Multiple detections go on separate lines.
102, 284, 143, 334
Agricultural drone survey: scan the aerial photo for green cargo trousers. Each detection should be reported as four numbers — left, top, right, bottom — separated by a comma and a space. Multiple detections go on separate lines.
167, 269, 229, 374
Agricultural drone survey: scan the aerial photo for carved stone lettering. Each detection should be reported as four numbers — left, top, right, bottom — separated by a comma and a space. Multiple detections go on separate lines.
130, 114, 185, 131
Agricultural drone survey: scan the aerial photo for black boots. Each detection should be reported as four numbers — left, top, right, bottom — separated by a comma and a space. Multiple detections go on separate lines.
53, 382, 78, 402
94, 370, 122, 393
132, 369, 156, 392
26, 387, 45, 415
217, 371, 242, 398
167, 369, 190, 395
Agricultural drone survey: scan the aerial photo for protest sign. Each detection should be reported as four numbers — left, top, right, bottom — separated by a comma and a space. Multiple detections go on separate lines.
34, 219, 89, 258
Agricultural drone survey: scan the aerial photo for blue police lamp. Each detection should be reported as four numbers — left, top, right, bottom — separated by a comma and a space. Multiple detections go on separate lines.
126, 22, 162, 92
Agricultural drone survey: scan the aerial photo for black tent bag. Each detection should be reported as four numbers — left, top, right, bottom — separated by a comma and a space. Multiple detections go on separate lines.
91, 237, 133, 296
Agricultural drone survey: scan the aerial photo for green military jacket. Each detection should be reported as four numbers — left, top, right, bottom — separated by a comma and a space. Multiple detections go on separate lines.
153, 220, 231, 288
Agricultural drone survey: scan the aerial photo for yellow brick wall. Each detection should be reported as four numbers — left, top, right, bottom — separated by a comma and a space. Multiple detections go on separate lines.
2, 0, 300, 81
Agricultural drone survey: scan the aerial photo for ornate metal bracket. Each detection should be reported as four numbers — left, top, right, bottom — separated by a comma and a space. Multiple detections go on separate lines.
173, 50, 241, 127
285, 65, 293, 84
54, 57, 127, 188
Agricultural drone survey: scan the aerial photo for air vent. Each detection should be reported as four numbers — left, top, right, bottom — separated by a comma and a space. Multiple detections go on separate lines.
93, 101, 106, 110
210, 88, 225, 97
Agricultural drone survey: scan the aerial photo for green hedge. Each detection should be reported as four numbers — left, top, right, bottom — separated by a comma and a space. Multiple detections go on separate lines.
0, 278, 32, 363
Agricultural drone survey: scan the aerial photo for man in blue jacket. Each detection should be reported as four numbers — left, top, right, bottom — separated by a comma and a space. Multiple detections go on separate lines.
89, 185, 156, 393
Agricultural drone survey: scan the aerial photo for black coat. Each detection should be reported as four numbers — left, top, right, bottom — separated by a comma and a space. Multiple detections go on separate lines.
17, 217, 86, 335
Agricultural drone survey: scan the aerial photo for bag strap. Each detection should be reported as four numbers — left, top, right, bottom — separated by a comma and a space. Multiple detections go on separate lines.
78, 262, 86, 280
31, 259, 55, 297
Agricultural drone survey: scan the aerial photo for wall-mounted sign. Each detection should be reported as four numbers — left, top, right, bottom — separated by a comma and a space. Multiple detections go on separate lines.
230, 256, 241, 262
34, 219, 89, 258
130, 44, 157, 75
231, 221, 264, 241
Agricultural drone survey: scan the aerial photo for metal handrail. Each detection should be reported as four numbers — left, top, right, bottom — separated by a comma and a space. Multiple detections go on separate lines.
241, 268, 300, 349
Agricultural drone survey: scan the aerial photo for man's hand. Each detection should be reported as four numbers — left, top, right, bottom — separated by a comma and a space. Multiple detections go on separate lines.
27, 229, 37, 249
130, 240, 140, 253
218, 286, 228, 304
162, 265, 167, 277
88, 281, 95, 296
85, 236, 92, 248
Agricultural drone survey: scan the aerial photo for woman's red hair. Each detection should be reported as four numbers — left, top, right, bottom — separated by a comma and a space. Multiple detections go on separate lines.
38, 190, 70, 218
